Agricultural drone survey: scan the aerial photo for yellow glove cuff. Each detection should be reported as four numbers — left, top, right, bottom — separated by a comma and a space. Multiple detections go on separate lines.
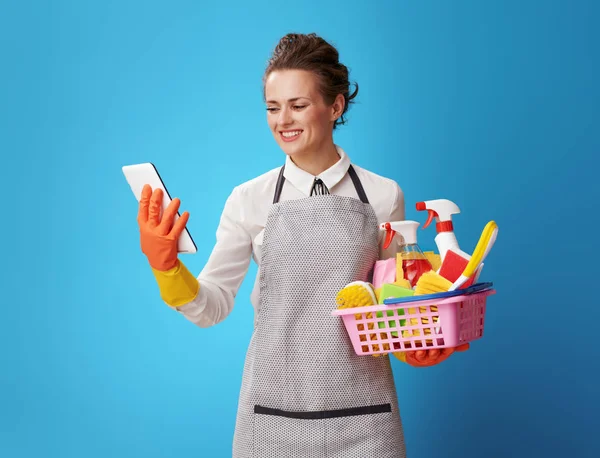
151, 260, 200, 308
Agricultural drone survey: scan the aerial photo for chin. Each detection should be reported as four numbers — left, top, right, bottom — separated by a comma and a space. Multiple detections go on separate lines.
278, 142, 305, 157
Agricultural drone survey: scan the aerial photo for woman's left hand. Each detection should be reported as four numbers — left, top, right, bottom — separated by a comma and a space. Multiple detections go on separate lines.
404, 343, 470, 367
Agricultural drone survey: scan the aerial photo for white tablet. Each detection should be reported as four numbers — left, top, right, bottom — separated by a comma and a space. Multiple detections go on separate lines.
122, 162, 197, 254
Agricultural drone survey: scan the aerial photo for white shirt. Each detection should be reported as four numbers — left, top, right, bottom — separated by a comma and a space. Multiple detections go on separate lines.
175, 146, 405, 327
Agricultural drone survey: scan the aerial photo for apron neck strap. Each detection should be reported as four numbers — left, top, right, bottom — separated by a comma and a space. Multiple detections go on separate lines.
273, 164, 369, 204
347, 165, 369, 204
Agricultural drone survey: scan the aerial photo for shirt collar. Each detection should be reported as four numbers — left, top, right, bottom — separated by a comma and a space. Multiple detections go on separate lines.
283, 145, 351, 196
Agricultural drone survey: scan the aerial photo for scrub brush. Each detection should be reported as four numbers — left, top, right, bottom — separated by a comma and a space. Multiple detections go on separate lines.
335, 281, 385, 355
335, 281, 377, 308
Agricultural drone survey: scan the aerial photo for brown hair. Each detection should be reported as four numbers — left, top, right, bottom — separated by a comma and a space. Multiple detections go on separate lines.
263, 33, 359, 130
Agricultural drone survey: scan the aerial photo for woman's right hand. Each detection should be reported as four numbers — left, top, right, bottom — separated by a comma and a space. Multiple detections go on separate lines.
137, 184, 190, 271
404, 343, 470, 367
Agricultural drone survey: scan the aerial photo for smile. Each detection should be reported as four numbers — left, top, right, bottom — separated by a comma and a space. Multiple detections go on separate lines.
280, 130, 303, 142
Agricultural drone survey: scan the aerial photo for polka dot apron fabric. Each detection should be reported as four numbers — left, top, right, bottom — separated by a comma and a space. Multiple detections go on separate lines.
232, 166, 406, 457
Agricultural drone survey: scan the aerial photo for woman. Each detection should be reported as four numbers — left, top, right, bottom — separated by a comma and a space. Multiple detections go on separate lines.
137, 32, 463, 458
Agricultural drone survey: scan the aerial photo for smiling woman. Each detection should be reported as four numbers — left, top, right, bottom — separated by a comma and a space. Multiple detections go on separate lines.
263, 34, 358, 176
134, 32, 427, 457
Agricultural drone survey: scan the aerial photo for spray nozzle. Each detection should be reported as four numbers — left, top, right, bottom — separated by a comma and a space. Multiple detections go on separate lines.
416, 199, 461, 233
381, 222, 396, 249
379, 221, 420, 250
415, 202, 438, 229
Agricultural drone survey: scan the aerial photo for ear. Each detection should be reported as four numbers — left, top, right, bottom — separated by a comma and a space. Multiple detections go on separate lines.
330, 94, 345, 122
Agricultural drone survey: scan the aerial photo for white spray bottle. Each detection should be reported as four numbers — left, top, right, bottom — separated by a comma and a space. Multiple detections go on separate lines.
415, 199, 471, 261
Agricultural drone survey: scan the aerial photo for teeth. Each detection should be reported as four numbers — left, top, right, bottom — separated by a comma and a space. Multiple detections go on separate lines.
282, 130, 301, 138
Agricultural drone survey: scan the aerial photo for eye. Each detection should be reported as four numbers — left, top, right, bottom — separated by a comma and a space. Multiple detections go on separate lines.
266, 107, 279, 112
293, 105, 307, 110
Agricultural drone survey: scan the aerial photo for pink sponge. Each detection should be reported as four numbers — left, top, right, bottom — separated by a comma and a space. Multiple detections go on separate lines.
372, 258, 396, 289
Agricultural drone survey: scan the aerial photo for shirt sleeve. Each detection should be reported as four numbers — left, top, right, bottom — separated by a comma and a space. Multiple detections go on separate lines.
174, 185, 253, 328
379, 181, 406, 259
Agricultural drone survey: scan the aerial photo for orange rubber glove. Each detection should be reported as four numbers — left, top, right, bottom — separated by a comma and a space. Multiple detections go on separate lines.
404, 343, 470, 368
138, 184, 189, 271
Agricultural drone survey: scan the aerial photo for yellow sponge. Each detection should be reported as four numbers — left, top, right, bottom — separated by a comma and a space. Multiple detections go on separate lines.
414, 270, 453, 295
395, 253, 404, 283
374, 287, 382, 303
393, 278, 412, 289
424, 251, 442, 271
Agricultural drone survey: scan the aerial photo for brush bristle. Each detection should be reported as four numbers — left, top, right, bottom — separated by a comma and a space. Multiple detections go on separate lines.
336, 281, 377, 308
414, 270, 453, 295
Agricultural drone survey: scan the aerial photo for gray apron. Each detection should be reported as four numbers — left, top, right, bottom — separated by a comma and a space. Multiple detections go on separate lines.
232, 165, 406, 457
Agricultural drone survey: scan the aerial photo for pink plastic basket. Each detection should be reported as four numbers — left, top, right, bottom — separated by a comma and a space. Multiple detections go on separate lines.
332, 289, 496, 356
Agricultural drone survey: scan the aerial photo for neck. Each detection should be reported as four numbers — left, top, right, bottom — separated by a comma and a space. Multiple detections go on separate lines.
290, 141, 340, 176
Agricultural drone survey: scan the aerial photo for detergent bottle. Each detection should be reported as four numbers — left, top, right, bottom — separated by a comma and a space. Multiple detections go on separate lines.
380, 221, 433, 288
416, 199, 471, 261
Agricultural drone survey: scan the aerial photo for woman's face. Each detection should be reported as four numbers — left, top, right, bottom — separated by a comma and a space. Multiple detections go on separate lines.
264, 69, 340, 158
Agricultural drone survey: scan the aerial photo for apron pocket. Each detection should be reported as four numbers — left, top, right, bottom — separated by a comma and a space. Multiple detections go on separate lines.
253, 405, 326, 457
253, 403, 398, 457
322, 403, 402, 458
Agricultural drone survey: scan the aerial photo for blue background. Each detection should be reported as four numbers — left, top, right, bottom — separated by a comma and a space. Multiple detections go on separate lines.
2, 0, 598, 457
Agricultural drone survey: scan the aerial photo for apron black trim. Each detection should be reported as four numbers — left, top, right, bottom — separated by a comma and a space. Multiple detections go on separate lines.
273, 165, 286, 204
347, 165, 369, 204
254, 403, 391, 419
273, 164, 369, 204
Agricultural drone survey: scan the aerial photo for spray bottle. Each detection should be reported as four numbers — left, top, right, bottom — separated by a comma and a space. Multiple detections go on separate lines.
415, 199, 471, 261
380, 221, 433, 288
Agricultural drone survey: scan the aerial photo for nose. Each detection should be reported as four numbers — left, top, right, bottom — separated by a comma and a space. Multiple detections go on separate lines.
277, 106, 293, 127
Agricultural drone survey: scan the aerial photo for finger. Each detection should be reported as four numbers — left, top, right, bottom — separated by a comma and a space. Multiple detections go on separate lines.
137, 184, 152, 224
455, 343, 470, 352
426, 349, 440, 362
404, 352, 421, 367
170, 211, 190, 238
415, 350, 427, 362
157, 198, 181, 235
148, 188, 163, 228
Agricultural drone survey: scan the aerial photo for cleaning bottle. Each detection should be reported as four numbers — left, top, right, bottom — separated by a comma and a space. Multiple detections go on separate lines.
380, 221, 433, 288
416, 199, 470, 261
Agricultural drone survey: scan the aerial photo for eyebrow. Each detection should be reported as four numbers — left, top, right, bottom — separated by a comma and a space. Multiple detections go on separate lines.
266, 97, 310, 104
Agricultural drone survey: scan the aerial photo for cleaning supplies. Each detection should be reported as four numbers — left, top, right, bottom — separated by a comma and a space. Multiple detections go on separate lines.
377, 284, 414, 363
416, 199, 470, 262
335, 281, 382, 354
378, 284, 414, 303
380, 221, 433, 288
414, 270, 453, 295
449, 221, 498, 291
372, 258, 397, 289
438, 250, 478, 289
376, 284, 414, 338
423, 251, 442, 271
393, 278, 412, 289
335, 281, 377, 308
408, 221, 498, 293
